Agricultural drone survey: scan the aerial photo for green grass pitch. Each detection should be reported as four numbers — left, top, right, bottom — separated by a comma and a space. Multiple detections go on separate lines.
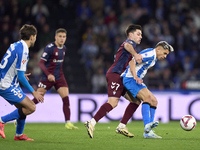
0, 121, 199, 150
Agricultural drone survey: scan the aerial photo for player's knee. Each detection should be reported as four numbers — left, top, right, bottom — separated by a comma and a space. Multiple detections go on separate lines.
108, 101, 118, 108
108, 99, 118, 108
152, 98, 158, 106
29, 104, 36, 114
143, 94, 151, 103
135, 100, 141, 105
112, 102, 118, 108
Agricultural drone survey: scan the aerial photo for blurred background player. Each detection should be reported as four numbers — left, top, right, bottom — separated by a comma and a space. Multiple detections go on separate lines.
31, 28, 78, 129
85, 24, 142, 138
0, 24, 44, 141
120, 41, 174, 138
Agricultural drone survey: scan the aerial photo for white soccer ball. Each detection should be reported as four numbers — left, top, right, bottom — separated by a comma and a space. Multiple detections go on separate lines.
180, 115, 196, 131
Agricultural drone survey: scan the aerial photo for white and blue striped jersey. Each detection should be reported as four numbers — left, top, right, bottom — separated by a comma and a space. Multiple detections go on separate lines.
121, 48, 157, 79
0, 40, 29, 90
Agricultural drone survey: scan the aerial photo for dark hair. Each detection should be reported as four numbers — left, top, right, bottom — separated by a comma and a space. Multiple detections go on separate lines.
55, 28, 67, 35
156, 41, 174, 52
20, 24, 37, 40
125, 24, 142, 37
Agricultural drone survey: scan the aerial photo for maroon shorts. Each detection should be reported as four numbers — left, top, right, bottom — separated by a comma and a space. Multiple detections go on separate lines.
38, 76, 68, 91
106, 72, 126, 98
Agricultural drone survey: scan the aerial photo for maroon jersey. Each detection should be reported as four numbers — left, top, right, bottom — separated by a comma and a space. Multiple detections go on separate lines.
107, 39, 136, 75
40, 42, 66, 81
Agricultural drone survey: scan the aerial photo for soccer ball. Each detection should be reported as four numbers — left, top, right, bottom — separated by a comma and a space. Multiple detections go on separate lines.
180, 115, 196, 131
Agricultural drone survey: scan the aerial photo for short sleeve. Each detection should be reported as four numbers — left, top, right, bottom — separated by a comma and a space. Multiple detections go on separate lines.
125, 39, 136, 49
16, 44, 29, 71
41, 43, 54, 61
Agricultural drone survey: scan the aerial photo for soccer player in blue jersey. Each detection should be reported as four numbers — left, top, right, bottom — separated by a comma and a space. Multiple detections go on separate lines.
120, 41, 174, 138
0, 24, 44, 141
85, 24, 143, 138
31, 28, 78, 129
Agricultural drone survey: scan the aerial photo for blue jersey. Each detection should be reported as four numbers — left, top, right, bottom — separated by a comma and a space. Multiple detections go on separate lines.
121, 48, 157, 79
40, 42, 66, 81
0, 40, 29, 90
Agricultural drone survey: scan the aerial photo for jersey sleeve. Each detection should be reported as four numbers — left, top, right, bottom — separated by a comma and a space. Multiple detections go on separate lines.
17, 70, 34, 93
125, 39, 136, 50
39, 59, 51, 76
16, 44, 29, 71
139, 49, 155, 64
40, 43, 53, 61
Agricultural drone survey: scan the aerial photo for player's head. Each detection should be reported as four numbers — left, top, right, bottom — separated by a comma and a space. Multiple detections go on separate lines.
20, 24, 37, 47
55, 28, 67, 47
155, 41, 174, 60
125, 24, 142, 44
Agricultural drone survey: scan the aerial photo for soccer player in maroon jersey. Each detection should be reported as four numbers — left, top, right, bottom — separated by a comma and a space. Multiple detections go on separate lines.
85, 24, 142, 138
32, 28, 78, 129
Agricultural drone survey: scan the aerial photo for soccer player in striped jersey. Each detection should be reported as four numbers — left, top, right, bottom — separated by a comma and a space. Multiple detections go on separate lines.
85, 24, 143, 138
120, 41, 174, 138
0, 24, 44, 141
31, 28, 78, 129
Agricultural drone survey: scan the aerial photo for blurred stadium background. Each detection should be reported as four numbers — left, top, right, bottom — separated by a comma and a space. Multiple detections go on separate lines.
0, 0, 200, 122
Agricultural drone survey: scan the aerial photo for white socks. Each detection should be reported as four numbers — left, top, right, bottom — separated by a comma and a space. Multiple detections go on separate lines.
0, 117, 5, 123
66, 120, 70, 123
15, 133, 23, 137
90, 118, 96, 126
118, 123, 126, 128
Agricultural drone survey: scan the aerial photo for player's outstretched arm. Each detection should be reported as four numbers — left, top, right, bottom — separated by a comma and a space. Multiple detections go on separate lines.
124, 42, 143, 64
32, 91, 44, 103
134, 54, 143, 64
24, 73, 31, 81
39, 59, 51, 77
18, 71, 35, 93
18, 71, 44, 102
129, 60, 143, 85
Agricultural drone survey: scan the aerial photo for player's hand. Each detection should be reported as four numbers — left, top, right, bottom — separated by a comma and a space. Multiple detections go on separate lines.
48, 74, 55, 82
32, 91, 44, 103
25, 73, 31, 81
134, 54, 143, 64
134, 76, 143, 85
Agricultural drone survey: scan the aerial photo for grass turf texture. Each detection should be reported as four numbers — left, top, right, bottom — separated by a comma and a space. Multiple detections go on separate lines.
0, 121, 199, 150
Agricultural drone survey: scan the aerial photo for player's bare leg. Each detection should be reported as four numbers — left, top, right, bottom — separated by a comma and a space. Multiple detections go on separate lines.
14, 87, 46, 128
15, 96, 36, 115
32, 87, 47, 104
58, 87, 78, 129
116, 92, 141, 138
136, 88, 160, 137
3, 97, 35, 141
14, 97, 35, 141
85, 97, 117, 138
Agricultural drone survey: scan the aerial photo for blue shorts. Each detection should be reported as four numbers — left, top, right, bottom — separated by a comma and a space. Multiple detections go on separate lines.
0, 86, 26, 105
123, 77, 147, 98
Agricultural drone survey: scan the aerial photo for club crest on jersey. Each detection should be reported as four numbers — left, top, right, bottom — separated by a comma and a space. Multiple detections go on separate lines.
55, 52, 58, 56
42, 52, 47, 57
22, 60, 26, 64
18, 93, 23, 98
128, 41, 133, 44
113, 90, 116, 95
24, 52, 28, 55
